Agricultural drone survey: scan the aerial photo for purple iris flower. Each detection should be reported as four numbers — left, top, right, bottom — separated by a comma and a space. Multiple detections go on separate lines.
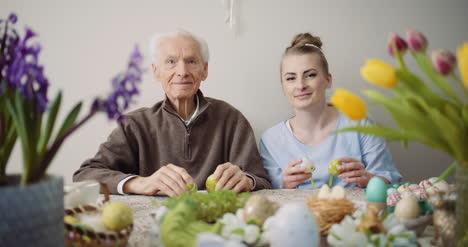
102, 46, 144, 121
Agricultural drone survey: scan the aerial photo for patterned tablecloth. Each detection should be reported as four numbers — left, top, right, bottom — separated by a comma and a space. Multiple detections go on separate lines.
104, 188, 434, 247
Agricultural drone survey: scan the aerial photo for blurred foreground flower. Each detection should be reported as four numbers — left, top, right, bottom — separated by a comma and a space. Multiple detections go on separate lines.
0, 13, 145, 185
330, 88, 366, 121
360, 59, 398, 88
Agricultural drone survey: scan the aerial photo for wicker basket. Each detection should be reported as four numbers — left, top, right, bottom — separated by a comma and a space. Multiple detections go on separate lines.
64, 184, 133, 247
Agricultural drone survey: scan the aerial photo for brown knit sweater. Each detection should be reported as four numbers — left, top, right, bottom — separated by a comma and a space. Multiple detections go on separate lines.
73, 91, 271, 194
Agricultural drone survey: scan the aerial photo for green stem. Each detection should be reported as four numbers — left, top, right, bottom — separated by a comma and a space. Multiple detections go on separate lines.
311, 176, 315, 190
435, 161, 457, 183
392, 40, 408, 71
328, 176, 333, 187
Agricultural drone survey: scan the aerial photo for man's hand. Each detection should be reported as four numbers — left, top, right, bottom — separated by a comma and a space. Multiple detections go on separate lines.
212, 162, 253, 193
282, 159, 312, 189
123, 164, 194, 197
337, 157, 388, 188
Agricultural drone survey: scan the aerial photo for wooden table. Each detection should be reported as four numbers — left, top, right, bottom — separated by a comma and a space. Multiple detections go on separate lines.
105, 188, 434, 247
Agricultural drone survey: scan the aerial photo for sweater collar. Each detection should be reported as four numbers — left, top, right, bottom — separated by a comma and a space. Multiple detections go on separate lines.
162, 90, 210, 120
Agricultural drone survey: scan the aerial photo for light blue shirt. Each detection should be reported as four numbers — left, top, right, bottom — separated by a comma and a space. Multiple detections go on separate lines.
259, 112, 402, 189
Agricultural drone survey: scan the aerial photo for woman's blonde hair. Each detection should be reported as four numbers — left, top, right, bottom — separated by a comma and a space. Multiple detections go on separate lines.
281, 33, 329, 75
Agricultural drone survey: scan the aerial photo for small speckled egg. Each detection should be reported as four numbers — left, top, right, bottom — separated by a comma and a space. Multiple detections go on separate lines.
386, 188, 398, 195
366, 177, 388, 203
427, 177, 439, 185
433, 180, 449, 192
426, 185, 440, 196
397, 185, 411, 194
387, 193, 401, 207
413, 188, 427, 200
394, 197, 419, 219
401, 191, 416, 199
419, 180, 432, 190
409, 184, 420, 191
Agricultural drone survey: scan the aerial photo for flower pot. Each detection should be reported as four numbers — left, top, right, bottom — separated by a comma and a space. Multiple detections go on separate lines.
456, 161, 468, 246
0, 175, 64, 247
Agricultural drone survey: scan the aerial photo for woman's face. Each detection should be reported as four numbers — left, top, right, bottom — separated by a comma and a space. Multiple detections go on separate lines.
281, 53, 331, 110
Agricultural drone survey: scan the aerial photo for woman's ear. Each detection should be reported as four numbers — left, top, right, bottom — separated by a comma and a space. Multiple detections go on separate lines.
326, 73, 333, 89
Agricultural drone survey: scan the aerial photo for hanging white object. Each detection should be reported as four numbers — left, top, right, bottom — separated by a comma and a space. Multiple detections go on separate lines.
222, 0, 237, 36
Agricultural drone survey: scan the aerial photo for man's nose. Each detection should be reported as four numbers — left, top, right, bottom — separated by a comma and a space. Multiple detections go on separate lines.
176, 61, 188, 77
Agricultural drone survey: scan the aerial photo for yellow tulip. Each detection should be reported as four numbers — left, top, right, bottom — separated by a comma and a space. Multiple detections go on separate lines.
330, 88, 367, 121
458, 42, 468, 88
360, 59, 398, 88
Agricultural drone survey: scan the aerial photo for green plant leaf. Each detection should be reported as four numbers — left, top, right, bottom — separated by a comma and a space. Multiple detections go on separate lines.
363, 90, 447, 147
463, 104, 468, 126
38, 91, 62, 153
55, 102, 82, 140
395, 69, 446, 108
336, 125, 408, 141
412, 52, 462, 104
361, 90, 452, 153
426, 107, 465, 161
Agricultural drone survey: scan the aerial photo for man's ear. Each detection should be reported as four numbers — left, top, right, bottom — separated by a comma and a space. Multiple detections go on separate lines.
201, 62, 209, 81
152, 64, 159, 82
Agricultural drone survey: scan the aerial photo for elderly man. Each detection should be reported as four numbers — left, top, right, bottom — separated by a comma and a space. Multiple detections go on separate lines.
73, 30, 271, 196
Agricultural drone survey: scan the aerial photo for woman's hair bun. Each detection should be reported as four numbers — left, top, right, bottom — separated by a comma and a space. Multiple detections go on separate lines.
291, 33, 323, 49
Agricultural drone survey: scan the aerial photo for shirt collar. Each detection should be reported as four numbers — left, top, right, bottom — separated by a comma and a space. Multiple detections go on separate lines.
183, 94, 199, 126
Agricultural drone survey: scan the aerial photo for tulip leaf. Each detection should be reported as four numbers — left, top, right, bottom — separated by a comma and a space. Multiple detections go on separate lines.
55, 102, 82, 140
463, 104, 468, 126
395, 69, 446, 108
425, 107, 464, 161
444, 103, 464, 131
362, 90, 450, 152
38, 91, 62, 153
336, 125, 408, 141
412, 52, 462, 105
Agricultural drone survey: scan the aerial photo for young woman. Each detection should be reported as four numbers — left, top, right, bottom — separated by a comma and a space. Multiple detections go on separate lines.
259, 33, 401, 189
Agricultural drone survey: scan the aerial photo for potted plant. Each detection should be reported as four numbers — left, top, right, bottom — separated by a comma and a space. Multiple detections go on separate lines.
0, 13, 144, 246
330, 29, 467, 246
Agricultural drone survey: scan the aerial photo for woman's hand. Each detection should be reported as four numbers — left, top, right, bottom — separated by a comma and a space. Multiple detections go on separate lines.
282, 159, 312, 189
337, 157, 376, 188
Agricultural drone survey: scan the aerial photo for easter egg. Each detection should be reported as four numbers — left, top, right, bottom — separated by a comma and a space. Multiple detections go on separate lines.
366, 177, 388, 203
394, 197, 419, 219
328, 160, 342, 176
205, 174, 218, 192
299, 157, 316, 173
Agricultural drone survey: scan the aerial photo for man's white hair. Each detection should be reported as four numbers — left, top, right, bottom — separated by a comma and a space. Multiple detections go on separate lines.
149, 29, 210, 64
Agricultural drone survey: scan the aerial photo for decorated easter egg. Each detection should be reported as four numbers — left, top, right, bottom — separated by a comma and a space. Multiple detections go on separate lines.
387, 193, 401, 207
328, 160, 342, 176
386, 188, 398, 195
299, 157, 316, 173
397, 185, 411, 194
366, 177, 388, 203
413, 188, 427, 200
419, 180, 432, 190
394, 197, 419, 219
433, 180, 449, 192
400, 191, 416, 199
408, 184, 420, 191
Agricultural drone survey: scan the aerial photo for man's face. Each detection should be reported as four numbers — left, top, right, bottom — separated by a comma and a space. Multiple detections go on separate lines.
152, 35, 208, 102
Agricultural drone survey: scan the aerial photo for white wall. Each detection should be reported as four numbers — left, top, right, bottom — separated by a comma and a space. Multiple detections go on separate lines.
2, 0, 467, 185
